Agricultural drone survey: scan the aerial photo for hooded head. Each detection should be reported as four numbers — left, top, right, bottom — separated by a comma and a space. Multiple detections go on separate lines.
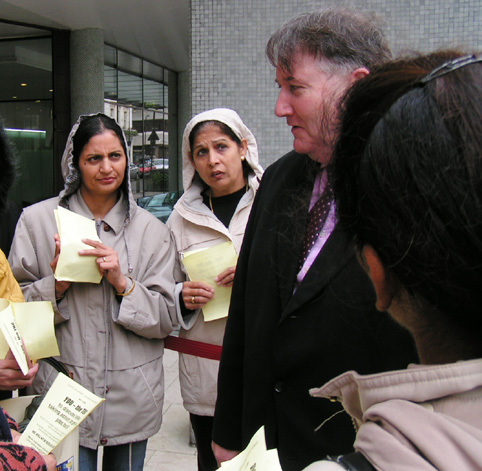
59, 113, 132, 213
59, 113, 136, 273
181, 108, 263, 192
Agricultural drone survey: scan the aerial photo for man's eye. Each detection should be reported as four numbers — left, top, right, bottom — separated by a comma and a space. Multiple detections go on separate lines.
290, 85, 301, 92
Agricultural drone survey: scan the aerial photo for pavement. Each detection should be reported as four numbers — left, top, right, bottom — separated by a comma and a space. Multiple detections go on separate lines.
143, 348, 198, 470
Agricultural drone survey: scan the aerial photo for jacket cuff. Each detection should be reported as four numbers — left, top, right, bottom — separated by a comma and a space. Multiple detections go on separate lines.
174, 282, 200, 330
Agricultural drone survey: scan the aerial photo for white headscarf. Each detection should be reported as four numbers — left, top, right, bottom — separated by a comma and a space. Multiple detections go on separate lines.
59, 112, 132, 211
181, 108, 263, 191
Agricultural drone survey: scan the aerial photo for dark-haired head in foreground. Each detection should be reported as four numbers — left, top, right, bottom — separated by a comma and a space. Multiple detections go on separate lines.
333, 50, 482, 363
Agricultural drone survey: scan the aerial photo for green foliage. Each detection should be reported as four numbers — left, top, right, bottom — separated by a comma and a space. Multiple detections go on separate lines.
146, 170, 168, 192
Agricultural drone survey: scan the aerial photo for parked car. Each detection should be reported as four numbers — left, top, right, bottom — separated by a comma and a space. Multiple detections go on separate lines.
138, 162, 152, 177
143, 190, 181, 223
151, 158, 169, 171
162, 190, 181, 207
136, 195, 153, 208
129, 163, 140, 180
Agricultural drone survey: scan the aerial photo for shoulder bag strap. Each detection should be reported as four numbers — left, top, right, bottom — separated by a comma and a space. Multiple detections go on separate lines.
326, 452, 376, 471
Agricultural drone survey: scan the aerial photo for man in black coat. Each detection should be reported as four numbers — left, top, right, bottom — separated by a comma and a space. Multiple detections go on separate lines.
212, 8, 418, 471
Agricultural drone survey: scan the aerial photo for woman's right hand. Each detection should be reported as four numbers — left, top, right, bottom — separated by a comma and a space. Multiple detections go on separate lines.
182, 281, 215, 310
50, 234, 71, 299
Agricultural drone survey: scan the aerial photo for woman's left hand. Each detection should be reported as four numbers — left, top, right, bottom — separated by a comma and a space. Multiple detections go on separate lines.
215, 266, 236, 287
79, 239, 127, 294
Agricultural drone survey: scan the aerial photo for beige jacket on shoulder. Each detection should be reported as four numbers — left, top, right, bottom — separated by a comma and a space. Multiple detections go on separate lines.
303, 359, 482, 471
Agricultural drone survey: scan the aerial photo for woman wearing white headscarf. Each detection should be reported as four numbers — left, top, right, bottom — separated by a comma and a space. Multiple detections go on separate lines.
167, 108, 263, 471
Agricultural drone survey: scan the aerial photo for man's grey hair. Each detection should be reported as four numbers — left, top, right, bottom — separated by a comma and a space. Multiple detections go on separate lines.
266, 7, 392, 75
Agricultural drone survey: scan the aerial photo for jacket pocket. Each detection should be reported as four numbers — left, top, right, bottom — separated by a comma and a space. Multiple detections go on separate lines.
136, 357, 164, 411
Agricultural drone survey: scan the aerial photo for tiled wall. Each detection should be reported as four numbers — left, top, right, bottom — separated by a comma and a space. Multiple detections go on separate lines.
189, 0, 481, 168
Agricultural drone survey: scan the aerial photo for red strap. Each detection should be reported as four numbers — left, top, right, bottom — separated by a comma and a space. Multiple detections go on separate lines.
164, 335, 222, 361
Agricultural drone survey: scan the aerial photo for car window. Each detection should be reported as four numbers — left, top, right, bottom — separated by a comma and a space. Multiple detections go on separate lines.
145, 193, 168, 208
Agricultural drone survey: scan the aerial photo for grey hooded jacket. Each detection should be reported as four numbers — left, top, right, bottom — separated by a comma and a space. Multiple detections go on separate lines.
9, 113, 177, 449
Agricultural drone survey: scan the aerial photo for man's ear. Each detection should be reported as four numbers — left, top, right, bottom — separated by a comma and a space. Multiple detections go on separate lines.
362, 245, 393, 312
349, 67, 370, 84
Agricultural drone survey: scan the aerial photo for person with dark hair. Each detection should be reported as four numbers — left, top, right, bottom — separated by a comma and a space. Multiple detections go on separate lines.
212, 7, 417, 471
0, 121, 22, 258
9, 113, 177, 471
0, 121, 24, 306
304, 50, 482, 470
0, 121, 38, 394
0, 120, 57, 471
0, 122, 38, 396
167, 108, 263, 471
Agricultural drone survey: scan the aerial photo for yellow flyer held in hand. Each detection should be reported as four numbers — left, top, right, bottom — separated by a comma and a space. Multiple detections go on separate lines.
54, 206, 102, 283
182, 241, 238, 322
218, 426, 282, 471
0, 299, 60, 374
18, 373, 104, 455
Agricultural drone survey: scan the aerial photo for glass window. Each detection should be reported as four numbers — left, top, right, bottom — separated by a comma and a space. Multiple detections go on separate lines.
0, 100, 54, 207
0, 38, 52, 102
118, 70, 142, 107
118, 50, 142, 75
0, 34, 53, 209
104, 44, 116, 67
104, 45, 117, 102
104, 46, 177, 206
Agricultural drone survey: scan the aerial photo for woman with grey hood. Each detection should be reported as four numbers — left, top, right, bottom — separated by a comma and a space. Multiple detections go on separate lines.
167, 108, 263, 471
9, 113, 177, 471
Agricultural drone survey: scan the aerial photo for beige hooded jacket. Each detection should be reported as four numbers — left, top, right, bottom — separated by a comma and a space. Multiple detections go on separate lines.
167, 108, 263, 416
303, 359, 482, 471
9, 113, 177, 449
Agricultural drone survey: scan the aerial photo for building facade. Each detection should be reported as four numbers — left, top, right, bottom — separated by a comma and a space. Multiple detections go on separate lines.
0, 0, 480, 215
190, 0, 482, 167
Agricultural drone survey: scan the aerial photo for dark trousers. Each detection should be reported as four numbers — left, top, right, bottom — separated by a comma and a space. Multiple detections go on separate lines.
190, 413, 218, 471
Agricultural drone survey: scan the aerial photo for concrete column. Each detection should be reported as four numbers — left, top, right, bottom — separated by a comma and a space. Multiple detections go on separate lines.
70, 28, 104, 123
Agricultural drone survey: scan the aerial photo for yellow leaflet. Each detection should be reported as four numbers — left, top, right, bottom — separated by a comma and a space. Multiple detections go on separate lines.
54, 207, 102, 283
0, 298, 60, 365
182, 241, 237, 322
18, 373, 104, 455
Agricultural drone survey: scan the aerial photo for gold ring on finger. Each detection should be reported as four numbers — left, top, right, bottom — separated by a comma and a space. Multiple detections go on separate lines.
191, 296, 195, 304
103, 257, 106, 262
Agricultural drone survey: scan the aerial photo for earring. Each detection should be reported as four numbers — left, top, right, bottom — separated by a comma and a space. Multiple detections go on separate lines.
241, 155, 245, 161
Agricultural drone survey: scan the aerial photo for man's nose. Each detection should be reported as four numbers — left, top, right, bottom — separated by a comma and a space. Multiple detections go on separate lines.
275, 91, 292, 118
